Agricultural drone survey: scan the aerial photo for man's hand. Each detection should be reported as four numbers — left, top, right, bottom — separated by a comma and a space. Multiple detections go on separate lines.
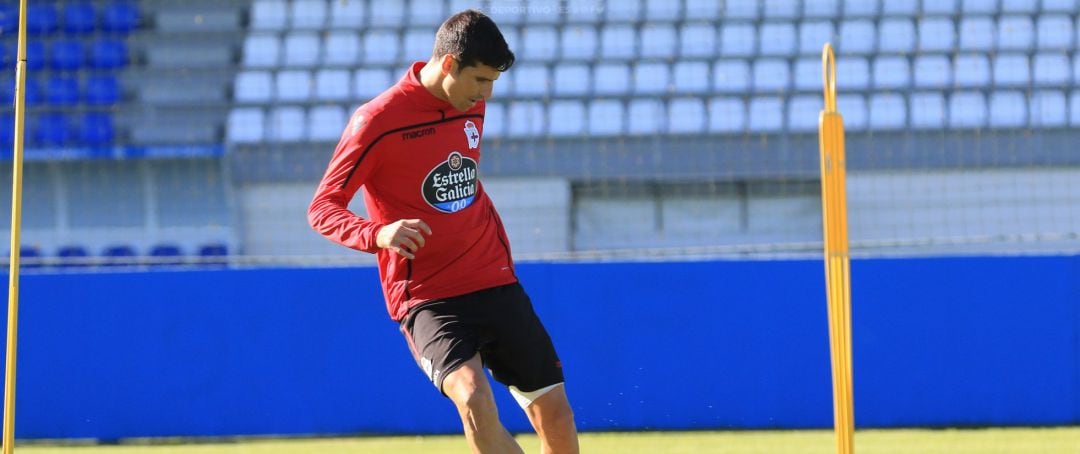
376, 219, 432, 259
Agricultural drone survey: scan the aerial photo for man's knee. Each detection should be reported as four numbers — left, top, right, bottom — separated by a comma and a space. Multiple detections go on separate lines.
444, 364, 498, 416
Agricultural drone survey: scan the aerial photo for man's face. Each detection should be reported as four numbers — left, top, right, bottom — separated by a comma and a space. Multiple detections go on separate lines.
443, 58, 500, 112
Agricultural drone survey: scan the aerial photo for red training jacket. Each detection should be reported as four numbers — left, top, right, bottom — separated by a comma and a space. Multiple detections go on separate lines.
308, 61, 517, 322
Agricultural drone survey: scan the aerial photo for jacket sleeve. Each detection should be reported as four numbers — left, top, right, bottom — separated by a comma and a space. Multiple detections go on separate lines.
307, 111, 384, 254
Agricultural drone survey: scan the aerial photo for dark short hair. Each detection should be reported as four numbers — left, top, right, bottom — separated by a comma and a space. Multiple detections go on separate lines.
433, 9, 515, 72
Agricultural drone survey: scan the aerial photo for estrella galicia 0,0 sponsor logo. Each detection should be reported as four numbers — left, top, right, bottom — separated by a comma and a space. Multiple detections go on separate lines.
422, 151, 478, 213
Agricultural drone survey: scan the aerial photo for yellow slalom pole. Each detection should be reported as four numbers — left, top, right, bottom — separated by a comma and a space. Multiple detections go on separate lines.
4, 0, 29, 452
818, 43, 854, 454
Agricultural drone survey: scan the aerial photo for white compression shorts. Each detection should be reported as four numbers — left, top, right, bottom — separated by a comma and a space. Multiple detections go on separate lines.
508, 382, 563, 409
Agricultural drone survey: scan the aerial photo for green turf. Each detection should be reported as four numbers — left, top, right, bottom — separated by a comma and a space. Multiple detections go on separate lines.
15, 427, 1080, 453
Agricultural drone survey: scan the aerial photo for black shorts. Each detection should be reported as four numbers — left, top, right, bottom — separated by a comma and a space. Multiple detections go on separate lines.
399, 282, 564, 395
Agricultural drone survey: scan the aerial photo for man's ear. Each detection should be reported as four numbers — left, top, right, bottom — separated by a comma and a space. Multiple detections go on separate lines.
440, 54, 456, 75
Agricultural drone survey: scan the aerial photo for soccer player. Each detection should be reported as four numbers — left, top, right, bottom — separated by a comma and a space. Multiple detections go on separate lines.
307, 9, 579, 454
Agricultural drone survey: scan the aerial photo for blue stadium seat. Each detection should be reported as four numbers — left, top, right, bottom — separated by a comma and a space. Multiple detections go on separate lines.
679, 23, 717, 59
0, 5, 16, 34
948, 91, 987, 129
102, 245, 137, 266
873, 56, 911, 89
870, 93, 907, 130
910, 92, 946, 129
759, 22, 796, 57
953, 54, 991, 88
198, 243, 229, 266
547, 100, 586, 137
748, 97, 784, 132
149, 244, 183, 266
627, 99, 665, 135
63, 2, 96, 34
80, 112, 114, 146
1036, 15, 1073, 51
838, 20, 875, 56
667, 98, 706, 134
46, 75, 79, 105
35, 112, 73, 146
19, 246, 42, 269
837, 94, 868, 131
787, 95, 820, 132
90, 39, 127, 69
0, 113, 12, 147
708, 97, 746, 133
1030, 90, 1067, 128
57, 245, 90, 268
26, 41, 45, 71
588, 100, 623, 136
553, 64, 590, 96
27, 5, 59, 35
989, 91, 1027, 127
85, 75, 120, 105
24, 77, 44, 106
1034, 53, 1070, 87
51, 39, 85, 71
102, 1, 139, 34
639, 24, 676, 59
959, 17, 994, 51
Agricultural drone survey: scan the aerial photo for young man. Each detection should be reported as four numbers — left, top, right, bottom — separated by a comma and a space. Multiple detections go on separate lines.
308, 9, 579, 454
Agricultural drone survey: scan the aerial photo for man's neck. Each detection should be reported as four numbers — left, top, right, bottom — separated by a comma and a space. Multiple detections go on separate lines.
419, 60, 450, 103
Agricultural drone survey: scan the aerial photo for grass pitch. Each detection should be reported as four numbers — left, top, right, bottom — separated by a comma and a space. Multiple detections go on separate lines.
15, 427, 1080, 453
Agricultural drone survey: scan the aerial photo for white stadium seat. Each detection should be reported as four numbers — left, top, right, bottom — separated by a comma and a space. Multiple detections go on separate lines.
512, 64, 550, 97
748, 97, 784, 132
713, 60, 751, 93
793, 58, 821, 92
752, 59, 789, 92
275, 70, 312, 102
720, 23, 756, 57
1000, 0, 1036, 13
522, 26, 559, 62
948, 91, 987, 128
408, 0, 446, 27
561, 25, 599, 61
918, 18, 956, 52
1030, 90, 1067, 128
308, 105, 346, 141
910, 92, 946, 129
837, 94, 867, 131
708, 97, 746, 133
507, 101, 546, 138
763, 0, 799, 18
269, 106, 306, 142
548, 100, 586, 137
553, 64, 590, 96
989, 91, 1027, 127
679, 23, 717, 58
628, 99, 666, 135
314, 69, 350, 101
672, 61, 710, 94
633, 62, 670, 95
483, 102, 506, 138
588, 100, 624, 136
870, 93, 907, 130
250, 0, 287, 31
998, 16, 1035, 51
684, 0, 722, 20
993, 54, 1031, 87
724, 0, 759, 19
329, 0, 365, 29
243, 34, 281, 68
913, 55, 952, 89
922, 0, 958, 15
234, 71, 272, 103
758, 22, 796, 57
600, 24, 637, 60
1042, 0, 1078, 12
645, 0, 681, 22
227, 108, 265, 143
290, 0, 327, 29
882, 0, 918, 15
961, 0, 998, 14
838, 20, 875, 55
1073, 91, 1080, 126
322, 32, 360, 66
837, 57, 870, 91
402, 29, 434, 63
1034, 53, 1070, 87
958, 17, 994, 51
878, 19, 915, 53
873, 56, 911, 89
668, 98, 707, 134
953, 54, 991, 88
368, 0, 405, 28
843, 0, 879, 17
593, 63, 631, 96
604, 0, 642, 23
799, 21, 835, 55
283, 32, 320, 67
787, 95, 820, 132
640, 24, 677, 59
804, 0, 839, 17
363, 30, 399, 65
354, 68, 393, 100
1036, 15, 1073, 51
